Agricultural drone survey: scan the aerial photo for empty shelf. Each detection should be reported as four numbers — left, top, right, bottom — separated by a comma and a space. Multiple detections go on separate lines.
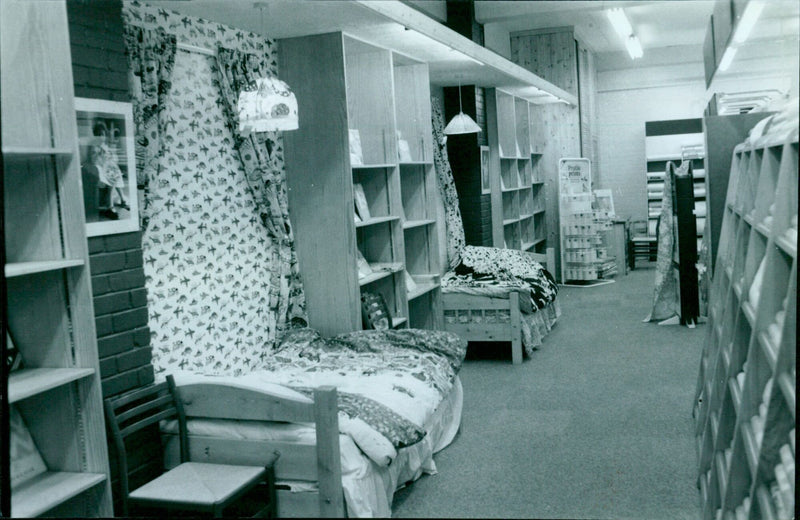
9, 368, 95, 403
5, 259, 84, 277
12, 472, 106, 518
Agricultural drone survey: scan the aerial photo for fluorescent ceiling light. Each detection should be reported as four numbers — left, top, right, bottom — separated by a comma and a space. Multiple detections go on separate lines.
718, 46, 738, 71
606, 8, 633, 39
625, 36, 643, 59
732, 1, 765, 44
606, 8, 642, 60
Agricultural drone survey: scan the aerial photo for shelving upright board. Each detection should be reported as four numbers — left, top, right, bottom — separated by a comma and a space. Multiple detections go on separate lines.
485, 88, 547, 253
645, 118, 706, 253
279, 32, 442, 336
693, 125, 796, 520
1, 0, 112, 517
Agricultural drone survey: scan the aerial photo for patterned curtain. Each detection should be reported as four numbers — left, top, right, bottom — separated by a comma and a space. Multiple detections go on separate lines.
123, 26, 177, 228
214, 46, 307, 336
430, 97, 466, 268
644, 161, 682, 322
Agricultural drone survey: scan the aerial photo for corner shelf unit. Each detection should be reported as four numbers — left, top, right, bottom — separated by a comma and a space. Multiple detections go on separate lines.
280, 32, 442, 336
645, 118, 706, 253
486, 88, 547, 254
1, 1, 112, 517
693, 128, 797, 520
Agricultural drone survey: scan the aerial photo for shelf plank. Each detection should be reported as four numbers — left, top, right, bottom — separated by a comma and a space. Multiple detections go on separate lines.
355, 215, 400, 228
729, 377, 742, 416
407, 281, 438, 301
741, 300, 756, 328
518, 213, 533, 221
398, 161, 432, 166
402, 219, 435, 230
358, 262, 403, 286
775, 233, 797, 258
757, 332, 778, 372
4, 259, 85, 277
3, 146, 73, 158
503, 217, 521, 226
777, 373, 795, 419
754, 222, 771, 238
12, 472, 106, 518
742, 422, 760, 477
9, 368, 95, 403
715, 452, 727, 499
391, 317, 407, 328
533, 209, 545, 215
351, 163, 396, 170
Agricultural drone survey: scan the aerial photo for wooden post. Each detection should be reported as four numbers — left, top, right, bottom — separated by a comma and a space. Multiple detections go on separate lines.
313, 386, 345, 517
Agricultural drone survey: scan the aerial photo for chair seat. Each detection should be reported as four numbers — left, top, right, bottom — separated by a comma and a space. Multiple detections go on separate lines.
130, 462, 266, 507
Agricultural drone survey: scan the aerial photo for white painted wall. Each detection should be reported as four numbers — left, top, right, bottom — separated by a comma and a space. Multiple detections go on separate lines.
595, 47, 795, 223
484, 22, 511, 59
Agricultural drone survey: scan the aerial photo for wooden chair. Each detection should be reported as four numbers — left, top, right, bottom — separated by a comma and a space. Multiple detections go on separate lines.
628, 219, 657, 268
104, 375, 279, 517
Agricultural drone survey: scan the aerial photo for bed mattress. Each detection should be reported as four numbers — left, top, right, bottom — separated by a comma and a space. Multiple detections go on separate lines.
164, 371, 463, 517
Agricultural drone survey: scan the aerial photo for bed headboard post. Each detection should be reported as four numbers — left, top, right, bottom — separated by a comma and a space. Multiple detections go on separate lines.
313, 386, 346, 517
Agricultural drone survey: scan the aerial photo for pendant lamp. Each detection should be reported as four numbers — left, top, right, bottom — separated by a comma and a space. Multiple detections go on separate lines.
237, 3, 299, 136
444, 82, 481, 135
237, 76, 299, 135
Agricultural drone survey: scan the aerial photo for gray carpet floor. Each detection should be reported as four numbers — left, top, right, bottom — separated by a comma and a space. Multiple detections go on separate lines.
391, 266, 704, 519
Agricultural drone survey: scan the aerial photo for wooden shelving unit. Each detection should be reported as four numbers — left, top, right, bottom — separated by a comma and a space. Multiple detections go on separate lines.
693, 124, 797, 520
280, 32, 442, 335
1, 1, 112, 517
485, 88, 547, 254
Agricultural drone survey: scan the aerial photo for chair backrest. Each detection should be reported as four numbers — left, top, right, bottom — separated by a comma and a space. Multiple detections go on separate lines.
104, 374, 188, 515
630, 219, 649, 237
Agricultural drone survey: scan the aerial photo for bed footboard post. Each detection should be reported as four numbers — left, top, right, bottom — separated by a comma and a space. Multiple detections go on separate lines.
546, 247, 556, 275
313, 386, 345, 517
509, 291, 522, 364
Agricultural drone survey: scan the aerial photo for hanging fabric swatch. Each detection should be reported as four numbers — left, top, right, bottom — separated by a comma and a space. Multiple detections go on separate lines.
430, 97, 466, 268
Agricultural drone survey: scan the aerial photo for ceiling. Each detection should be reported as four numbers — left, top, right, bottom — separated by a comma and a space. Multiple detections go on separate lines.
476, 0, 799, 76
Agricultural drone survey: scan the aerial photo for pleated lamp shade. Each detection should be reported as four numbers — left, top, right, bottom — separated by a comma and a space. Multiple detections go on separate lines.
237, 76, 299, 135
443, 112, 482, 135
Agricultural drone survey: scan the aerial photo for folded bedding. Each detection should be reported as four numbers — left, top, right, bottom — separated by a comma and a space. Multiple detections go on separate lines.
441, 245, 558, 311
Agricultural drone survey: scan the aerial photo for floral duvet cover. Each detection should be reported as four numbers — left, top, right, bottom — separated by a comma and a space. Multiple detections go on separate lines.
258, 327, 467, 464
441, 245, 558, 311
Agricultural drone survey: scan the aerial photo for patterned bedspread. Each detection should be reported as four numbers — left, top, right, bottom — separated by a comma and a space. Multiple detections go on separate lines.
259, 328, 467, 460
441, 246, 558, 311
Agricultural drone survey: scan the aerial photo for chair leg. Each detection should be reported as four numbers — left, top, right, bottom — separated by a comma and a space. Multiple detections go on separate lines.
266, 466, 277, 518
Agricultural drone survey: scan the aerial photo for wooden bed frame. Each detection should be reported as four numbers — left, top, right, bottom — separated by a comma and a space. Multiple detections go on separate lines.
441, 248, 556, 364
161, 381, 346, 518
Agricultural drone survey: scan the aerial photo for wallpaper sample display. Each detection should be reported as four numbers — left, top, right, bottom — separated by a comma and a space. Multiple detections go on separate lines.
123, 1, 305, 376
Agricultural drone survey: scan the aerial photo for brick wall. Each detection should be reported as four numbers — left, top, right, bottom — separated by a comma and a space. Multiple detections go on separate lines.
67, 0, 159, 512
442, 2, 493, 247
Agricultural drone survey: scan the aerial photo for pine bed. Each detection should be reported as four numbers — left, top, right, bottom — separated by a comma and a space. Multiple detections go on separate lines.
441, 247, 559, 364
156, 328, 467, 518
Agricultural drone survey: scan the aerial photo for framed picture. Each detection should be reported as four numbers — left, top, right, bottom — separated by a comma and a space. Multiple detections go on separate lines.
480, 145, 490, 194
75, 98, 139, 237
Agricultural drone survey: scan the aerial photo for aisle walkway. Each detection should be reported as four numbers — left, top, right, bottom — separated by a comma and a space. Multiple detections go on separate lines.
392, 268, 703, 519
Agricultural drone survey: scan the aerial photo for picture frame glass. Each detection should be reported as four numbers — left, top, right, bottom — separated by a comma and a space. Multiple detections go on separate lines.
480, 146, 490, 194
75, 98, 140, 237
